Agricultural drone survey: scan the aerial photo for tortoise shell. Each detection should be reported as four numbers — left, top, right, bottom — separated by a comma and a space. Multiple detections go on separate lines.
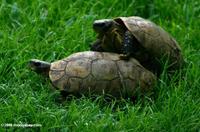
114, 16, 183, 69
49, 51, 156, 98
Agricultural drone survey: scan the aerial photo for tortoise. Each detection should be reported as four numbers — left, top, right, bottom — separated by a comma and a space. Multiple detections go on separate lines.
29, 51, 156, 98
90, 16, 183, 74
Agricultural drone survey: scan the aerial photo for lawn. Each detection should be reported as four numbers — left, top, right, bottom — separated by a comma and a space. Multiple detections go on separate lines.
0, 0, 200, 131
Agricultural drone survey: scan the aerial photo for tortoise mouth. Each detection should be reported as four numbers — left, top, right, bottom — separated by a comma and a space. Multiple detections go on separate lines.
28, 59, 39, 70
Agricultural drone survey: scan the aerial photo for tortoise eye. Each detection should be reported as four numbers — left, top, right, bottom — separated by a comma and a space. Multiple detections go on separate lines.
34, 62, 41, 67
105, 21, 112, 29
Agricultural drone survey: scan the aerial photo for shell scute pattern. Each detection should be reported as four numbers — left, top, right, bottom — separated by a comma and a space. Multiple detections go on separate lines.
49, 51, 156, 98
49, 70, 65, 83
118, 17, 182, 59
116, 59, 141, 80
50, 60, 67, 71
91, 59, 118, 81
65, 58, 91, 78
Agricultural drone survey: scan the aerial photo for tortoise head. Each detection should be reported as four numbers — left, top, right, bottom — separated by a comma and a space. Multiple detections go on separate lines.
28, 59, 51, 76
93, 19, 119, 34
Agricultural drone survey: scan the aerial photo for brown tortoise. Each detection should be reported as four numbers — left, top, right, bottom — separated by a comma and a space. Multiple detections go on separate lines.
90, 16, 184, 74
29, 51, 156, 98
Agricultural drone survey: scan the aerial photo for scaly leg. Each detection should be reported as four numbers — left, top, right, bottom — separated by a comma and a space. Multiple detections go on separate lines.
120, 30, 135, 60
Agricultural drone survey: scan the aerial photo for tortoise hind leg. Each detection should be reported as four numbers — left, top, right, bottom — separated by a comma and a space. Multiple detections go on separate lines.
28, 59, 51, 76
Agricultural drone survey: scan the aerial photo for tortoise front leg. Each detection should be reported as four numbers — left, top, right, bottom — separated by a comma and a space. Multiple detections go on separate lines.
90, 39, 104, 52
120, 30, 135, 60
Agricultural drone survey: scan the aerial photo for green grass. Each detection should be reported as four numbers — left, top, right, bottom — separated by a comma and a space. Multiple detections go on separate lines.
0, 0, 200, 131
